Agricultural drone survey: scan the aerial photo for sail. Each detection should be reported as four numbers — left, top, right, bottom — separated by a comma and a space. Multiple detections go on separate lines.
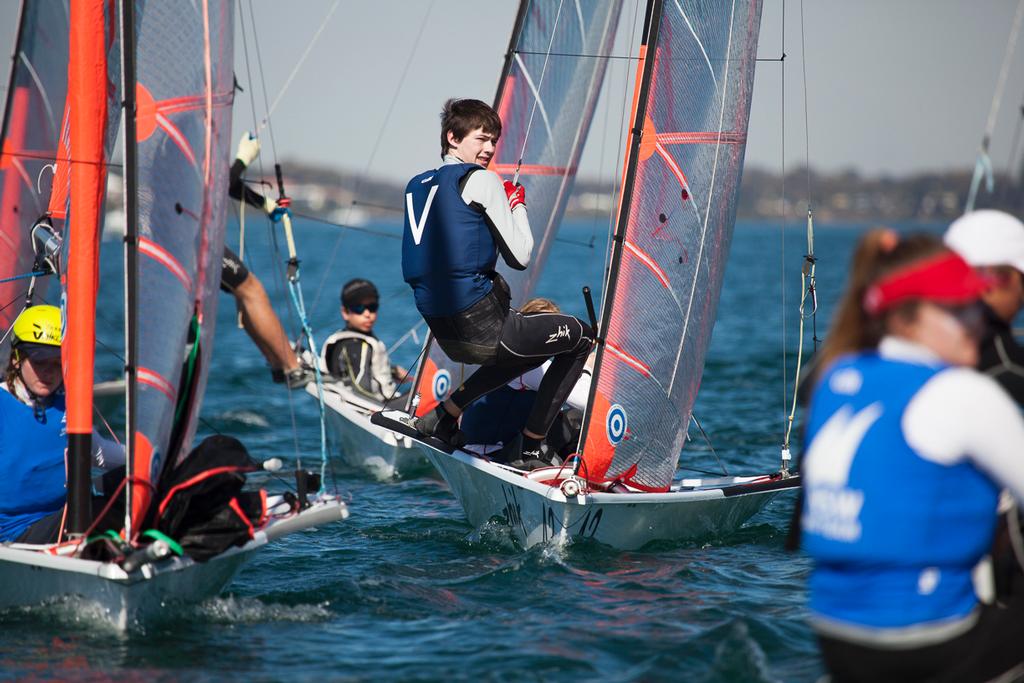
0, 1, 71, 329
409, 0, 622, 416
579, 0, 762, 491
124, 1, 235, 535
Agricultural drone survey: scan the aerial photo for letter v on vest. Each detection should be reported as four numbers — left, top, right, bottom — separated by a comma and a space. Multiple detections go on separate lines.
406, 185, 438, 246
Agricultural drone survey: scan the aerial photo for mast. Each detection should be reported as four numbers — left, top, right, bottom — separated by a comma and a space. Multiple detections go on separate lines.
119, 0, 140, 539
64, 0, 109, 536
493, 0, 531, 105
578, 0, 663, 461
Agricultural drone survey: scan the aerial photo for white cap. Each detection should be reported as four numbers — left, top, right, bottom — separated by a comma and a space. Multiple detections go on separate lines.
944, 210, 1024, 273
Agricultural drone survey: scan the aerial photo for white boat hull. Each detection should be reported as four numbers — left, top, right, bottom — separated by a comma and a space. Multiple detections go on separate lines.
0, 494, 347, 628
308, 383, 425, 479
424, 447, 797, 550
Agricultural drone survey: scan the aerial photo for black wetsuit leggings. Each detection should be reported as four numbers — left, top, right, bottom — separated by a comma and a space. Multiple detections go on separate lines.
448, 310, 594, 438
816, 590, 1024, 682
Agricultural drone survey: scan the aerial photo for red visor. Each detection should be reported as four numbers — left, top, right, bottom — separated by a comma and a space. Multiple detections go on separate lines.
862, 251, 989, 316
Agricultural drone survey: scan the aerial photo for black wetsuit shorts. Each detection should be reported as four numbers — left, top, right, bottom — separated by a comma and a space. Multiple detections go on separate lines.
220, 246, 250, 293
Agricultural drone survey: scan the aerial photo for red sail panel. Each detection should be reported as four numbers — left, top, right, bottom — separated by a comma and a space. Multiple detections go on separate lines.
411, 0, 623, 415
580, 0, 763, 490
64, 0, 108, 437
0, 1, 72, 330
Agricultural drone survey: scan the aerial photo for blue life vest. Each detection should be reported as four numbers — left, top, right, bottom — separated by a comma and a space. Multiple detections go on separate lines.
402, 163, 497, 317
0, 389, 68, 541
801, 352, 1000, 630
460, 386, 535, 444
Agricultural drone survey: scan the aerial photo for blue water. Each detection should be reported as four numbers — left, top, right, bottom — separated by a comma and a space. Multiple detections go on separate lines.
0, 218, 941, 682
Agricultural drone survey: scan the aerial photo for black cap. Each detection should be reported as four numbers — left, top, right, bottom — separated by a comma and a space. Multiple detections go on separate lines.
341, 279, 379, 308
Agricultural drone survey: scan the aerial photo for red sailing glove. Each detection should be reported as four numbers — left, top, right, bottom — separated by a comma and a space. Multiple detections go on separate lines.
503, 180, 526, 212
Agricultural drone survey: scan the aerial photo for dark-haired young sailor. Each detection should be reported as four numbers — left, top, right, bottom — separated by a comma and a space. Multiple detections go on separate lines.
945, 210, 1024, 405
224, 133, 312, 389
402, 99, 593, 469
801, 230, 1024, 683
322, 278, 407, 406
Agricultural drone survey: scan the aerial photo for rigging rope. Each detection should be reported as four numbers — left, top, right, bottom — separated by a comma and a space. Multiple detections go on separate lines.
238, 1, 304, 465
1004, 91, 1024, 181
780, 0, 819, 475
239, 1, 333, 484
966, 0, 1024, 212
512, 0, 566, 186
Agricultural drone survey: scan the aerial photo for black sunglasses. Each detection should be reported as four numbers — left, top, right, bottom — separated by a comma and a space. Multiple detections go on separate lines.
348, 302, 379, 314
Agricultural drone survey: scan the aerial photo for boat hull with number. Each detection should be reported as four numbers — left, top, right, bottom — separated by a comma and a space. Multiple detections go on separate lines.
427, 445, 798, 550
373, 411, 798, 550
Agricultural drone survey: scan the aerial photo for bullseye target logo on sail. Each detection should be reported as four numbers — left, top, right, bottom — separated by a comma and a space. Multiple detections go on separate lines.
606, 404, 627, 445
432, 370, 452, 402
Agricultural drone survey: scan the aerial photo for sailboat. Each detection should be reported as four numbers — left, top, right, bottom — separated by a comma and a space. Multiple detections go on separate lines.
0, 0, 346, 628
313, 0, 623, 479
374, 0, 799, 550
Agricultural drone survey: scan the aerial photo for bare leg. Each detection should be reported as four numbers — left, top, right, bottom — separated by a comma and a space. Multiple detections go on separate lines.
232, 273, 298, 372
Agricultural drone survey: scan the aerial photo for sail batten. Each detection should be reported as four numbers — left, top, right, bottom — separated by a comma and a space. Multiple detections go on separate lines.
579, 0, 762, 491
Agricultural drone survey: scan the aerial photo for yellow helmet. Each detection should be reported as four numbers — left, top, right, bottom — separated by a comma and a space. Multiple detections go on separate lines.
12, 305, 62, 348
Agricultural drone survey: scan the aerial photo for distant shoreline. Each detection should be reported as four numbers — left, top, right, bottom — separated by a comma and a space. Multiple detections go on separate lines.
105, 162, 1023, 224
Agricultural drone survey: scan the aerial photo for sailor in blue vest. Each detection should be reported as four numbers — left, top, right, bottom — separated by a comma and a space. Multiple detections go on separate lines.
0, 305, 125, 544
800, 231, 1024, 682
402, 99, 594, 469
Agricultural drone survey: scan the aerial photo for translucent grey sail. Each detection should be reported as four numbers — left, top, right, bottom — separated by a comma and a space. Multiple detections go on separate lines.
128, 0, 235, 507
580, 0, 762, 491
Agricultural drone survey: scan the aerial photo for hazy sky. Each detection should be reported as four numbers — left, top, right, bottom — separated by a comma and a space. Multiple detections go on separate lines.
3, 1, 1023, 183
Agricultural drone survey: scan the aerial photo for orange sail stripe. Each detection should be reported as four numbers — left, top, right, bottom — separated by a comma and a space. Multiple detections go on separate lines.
624, 240, 670, 289
155, 113, 197, 167
139, 236, 194, 292
653, 142, 689, 190
138, 367, 175, 400
490, 163, 574, 177
606, 340, 651, 378
46, 99, 73, 219
491, 74, 517, 166
656, 131, 746, 145
0, 88, 29, 269
202, 0, 213, 183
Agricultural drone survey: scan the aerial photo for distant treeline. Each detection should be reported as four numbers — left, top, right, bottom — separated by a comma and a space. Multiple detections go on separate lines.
107, 162, 1024, 224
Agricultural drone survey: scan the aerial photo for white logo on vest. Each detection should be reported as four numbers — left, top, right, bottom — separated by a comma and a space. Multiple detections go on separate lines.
803, 402, 882, 542
406, 185, 438, 246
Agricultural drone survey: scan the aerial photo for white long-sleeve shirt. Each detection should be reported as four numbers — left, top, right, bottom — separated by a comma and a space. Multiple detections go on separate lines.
880, 336, 1024, 503
508, 360, 592, 411
442, 155, 534, 270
